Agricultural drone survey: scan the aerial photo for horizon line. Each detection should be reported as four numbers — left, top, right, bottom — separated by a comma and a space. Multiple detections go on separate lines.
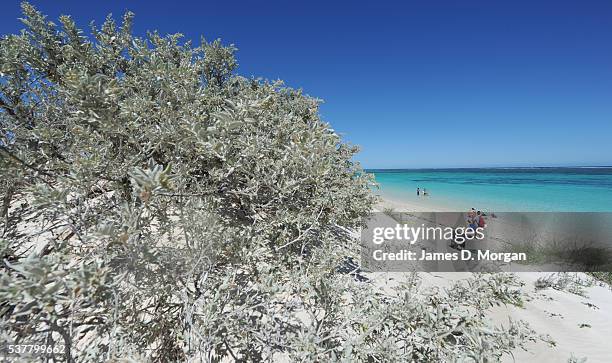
365, 165, 612, 171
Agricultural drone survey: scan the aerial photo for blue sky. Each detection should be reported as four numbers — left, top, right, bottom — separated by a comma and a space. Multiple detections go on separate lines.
2, 1, 611, 168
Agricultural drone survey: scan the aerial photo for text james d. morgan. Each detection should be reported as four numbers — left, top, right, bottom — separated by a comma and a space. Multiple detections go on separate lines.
373, 249, 527, 263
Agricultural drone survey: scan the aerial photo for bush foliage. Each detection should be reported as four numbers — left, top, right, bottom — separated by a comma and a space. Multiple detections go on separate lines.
1, 3, 541, 362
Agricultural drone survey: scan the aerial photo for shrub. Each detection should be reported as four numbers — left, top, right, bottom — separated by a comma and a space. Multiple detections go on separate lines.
1, 3, 541, 361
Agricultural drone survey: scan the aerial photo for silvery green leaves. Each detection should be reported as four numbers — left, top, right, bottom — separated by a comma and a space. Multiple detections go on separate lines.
129, 161, 174, 202
202, 38, 237, 87
0, 251, 112, 356
0, 3, 537, 362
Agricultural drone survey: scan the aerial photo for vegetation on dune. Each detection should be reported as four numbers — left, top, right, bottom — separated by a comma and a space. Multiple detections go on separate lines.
1, 3, 544, 361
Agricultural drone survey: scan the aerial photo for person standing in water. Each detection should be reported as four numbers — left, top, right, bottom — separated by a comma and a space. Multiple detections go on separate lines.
417, 187, 420, 196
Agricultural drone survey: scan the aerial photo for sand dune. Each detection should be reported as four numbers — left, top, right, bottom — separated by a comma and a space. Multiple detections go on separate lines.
369, 199, 612, 362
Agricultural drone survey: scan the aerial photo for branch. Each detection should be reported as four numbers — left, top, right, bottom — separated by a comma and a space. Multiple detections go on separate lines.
49, 320, 74, 363
275, 207, 324, 251
0, 98, 17, 117
0, 145, 57, 182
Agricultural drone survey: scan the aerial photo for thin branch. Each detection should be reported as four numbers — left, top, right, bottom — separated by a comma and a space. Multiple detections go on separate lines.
275, 207, 324, 251
0, 98, 17, 117
0, 145, 56, 179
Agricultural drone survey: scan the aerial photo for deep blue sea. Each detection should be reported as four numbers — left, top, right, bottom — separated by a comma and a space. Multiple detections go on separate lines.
368, 167, 612, 212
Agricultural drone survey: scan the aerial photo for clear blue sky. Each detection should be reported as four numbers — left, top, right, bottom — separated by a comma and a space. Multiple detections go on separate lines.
2, 1, 611, 168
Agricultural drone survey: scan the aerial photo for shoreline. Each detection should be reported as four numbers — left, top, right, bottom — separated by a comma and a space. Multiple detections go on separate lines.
369, 168, 612, 213
375, 194, 463, 213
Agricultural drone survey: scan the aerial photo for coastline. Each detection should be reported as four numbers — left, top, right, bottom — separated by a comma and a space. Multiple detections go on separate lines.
374, 194, 458, 213
369, 196, 612, 362
369, 168, 612, 212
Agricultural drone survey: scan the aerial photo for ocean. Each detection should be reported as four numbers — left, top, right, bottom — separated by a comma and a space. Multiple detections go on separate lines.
368, 167, 612, 212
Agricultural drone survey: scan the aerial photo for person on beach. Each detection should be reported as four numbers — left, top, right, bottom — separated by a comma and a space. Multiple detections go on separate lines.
477, 211, 486, 228
417, 187, 420, 196
423, 188, 428, 196
462, 210, 477, 241
467, 210, 478, 230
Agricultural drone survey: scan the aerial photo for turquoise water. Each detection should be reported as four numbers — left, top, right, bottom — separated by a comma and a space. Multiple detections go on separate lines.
368, 168, 612, 212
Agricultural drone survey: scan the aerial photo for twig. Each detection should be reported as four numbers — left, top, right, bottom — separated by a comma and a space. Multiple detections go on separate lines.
276, 207, 324, 251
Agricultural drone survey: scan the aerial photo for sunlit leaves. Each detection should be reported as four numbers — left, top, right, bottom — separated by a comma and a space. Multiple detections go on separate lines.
0, 2, 538, 362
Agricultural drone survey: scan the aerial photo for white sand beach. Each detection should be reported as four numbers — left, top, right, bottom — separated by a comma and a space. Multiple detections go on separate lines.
376, 196, 455, 213
370, 200, 612, 362
370, 269, 612, 362
370, 197, 612, 362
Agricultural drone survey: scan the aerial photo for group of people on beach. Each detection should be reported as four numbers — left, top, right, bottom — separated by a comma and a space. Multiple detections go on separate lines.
467, 208, 486, 229
416, 187, 428, 196
451, 208, 488, 249
415, 187, 486, 229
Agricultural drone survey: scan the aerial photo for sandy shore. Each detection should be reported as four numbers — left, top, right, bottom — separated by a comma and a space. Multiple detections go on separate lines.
374, 191, 480, 212
369, 197, 612, 362
374, 196, 455, 212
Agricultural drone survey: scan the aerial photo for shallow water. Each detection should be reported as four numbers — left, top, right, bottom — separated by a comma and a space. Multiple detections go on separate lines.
368, 167, 612, 212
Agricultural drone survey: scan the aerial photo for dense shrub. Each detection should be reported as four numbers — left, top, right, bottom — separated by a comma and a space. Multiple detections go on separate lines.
1, 3, 542, 361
